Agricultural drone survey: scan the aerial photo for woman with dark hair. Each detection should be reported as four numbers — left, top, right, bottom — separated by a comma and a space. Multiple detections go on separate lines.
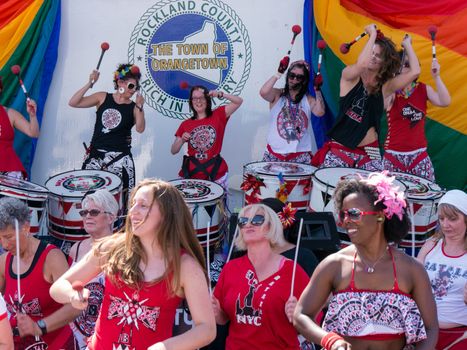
51, 179, 216, 350
316, 26, 420, 171
171, 85, 243, 188
293, 172, 438, 350
69, 63, 146, 211
260, 60, 325, 164
0, 77, 39, 180
0, 197, 78, 349
417, 190, 467, 350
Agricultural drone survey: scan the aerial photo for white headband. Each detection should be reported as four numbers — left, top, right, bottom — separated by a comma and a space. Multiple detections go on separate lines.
438, 190, 467, 215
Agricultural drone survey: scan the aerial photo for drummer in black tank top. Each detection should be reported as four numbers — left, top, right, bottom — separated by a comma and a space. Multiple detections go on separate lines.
318, 25, 421, 171
69, 63, 146, 213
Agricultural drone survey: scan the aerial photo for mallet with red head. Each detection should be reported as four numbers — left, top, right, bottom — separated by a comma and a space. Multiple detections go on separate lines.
278, 25, 302, 74
314, 40, 327, 89
10, 65, 30, 101
428, 25, 438, 73
340, 31, 367, 54
90, 42, 110, 88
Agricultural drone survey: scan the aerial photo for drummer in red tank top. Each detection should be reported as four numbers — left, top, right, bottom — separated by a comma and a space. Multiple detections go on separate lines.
0, 78, 40, 180
0, 197, 79, 350
51, 179, 216, 350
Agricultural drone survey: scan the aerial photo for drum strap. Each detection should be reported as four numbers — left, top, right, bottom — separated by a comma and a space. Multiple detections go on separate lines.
182, 155, 223, 181
384, 150, 428, 172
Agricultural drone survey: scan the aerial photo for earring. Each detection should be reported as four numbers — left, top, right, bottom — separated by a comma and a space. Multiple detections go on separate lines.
118, 87, 124, 94
377, 217, 384, 222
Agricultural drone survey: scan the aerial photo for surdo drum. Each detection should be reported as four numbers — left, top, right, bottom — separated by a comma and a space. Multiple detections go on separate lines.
392, 172, 444, 255
45, 170, 122, 241
0, 175, 48, 235
170, 179, 225, 248
243, 162, 315, 210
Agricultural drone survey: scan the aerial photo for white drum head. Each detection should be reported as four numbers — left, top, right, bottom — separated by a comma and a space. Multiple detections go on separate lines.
244, 161, 315, 178
0, 175, 48, 198
45, 170, 122, 198
391, 172, 443, 200
170, 179, 224, 204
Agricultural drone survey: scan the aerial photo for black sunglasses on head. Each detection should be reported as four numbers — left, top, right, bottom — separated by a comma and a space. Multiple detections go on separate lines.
237, 214, 266, 228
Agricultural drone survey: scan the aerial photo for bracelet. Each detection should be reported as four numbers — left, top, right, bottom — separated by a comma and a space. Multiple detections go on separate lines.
320, 332, 344, 350
217, 91, 224, 99
274, 72, 283, 79
136, 104, 144, 112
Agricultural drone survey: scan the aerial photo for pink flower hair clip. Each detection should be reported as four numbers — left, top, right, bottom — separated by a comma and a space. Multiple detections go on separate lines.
364, 171, 407, 220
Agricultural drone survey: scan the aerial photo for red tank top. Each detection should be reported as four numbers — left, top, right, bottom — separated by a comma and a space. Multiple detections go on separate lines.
4, 241, 72, 349
89, 274, 182, 349
0, 105, 26, 175
385, 83, 428, 151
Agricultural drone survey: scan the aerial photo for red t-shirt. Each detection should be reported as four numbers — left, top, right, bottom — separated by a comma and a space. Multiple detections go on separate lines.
0, 105, 26, 175
385, 83, 428, 151
214, 255, 309, 350
4, 241, 72, 350
88, 274, 182, 349
175, 106, 229, 180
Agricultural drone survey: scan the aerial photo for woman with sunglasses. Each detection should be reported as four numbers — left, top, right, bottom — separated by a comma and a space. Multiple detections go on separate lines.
417, 190, 467, 350
294, 172, 438, 350
383, 46, 451, 182
316, 27, 420, 171
69, 63, 146, 213
0, 197, 79, 349
67, 189, 119, 349
171, 85, 243, 188
51, 179, 216, 350
212, 203, 309, 349
260, 60, 325, 164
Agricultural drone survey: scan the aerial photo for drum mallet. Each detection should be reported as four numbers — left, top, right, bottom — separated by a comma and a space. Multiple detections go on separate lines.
340, 31, 367, 54
10, 65, 30, 101
14, 219, 23, 311
90, 42, 110, 88
278, 25, 302, 73
206, 221, 212, 295
428, 25, 438, 73
314, 40, 327, 88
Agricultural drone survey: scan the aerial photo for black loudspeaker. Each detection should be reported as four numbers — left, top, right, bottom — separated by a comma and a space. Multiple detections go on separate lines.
292, 211, 340, 261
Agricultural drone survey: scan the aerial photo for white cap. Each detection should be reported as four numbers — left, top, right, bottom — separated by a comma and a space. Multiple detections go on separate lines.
438, 190, 467, 215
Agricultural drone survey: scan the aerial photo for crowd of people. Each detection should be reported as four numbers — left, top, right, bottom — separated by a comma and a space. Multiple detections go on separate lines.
0, 21, 464, 350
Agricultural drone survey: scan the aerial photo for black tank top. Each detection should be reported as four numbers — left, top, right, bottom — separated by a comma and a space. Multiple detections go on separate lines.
90, 93, 135, 152
328, 79, 383, 148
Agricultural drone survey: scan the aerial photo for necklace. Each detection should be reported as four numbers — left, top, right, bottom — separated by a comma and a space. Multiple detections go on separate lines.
357, 246, 388, 273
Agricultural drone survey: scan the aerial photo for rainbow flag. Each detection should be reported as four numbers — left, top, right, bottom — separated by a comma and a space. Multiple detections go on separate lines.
0, 0, 61, 177
305, 0, 467, 190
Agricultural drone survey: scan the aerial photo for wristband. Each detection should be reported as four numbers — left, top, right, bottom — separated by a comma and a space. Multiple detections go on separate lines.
37, 319, 47, 335
274, 72, 283, 79
136, 104, 144, 112
320, 332, 344, 350
217, 91, 224, 99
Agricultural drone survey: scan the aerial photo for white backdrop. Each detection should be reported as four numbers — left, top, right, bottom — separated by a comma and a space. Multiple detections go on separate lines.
32, 0, 305, 191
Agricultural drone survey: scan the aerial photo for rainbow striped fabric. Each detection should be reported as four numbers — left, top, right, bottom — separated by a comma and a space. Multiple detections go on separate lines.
304, 0, 466, 190
0, 0, 60, 177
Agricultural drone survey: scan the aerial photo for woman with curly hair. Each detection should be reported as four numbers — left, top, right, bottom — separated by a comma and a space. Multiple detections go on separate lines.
69, 63, 146, 212
315, 25, 420, 171
50, 179, 216, 350
294, 172, 438, 350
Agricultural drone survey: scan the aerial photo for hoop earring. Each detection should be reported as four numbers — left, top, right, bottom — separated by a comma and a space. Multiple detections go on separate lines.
118, 87, 124, 94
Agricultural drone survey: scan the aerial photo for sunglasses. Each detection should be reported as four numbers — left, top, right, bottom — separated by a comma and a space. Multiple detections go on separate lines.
288, 73, 305, 82
79, 209, 111, 217
237, 214, 265, 228
338, 208, 378, 223
127, 82, 140, 91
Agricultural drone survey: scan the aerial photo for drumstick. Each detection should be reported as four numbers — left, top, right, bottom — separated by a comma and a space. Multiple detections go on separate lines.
287, 25, 302, 55
428, 25, 438, 74
290, 218, 304, 298
444, 330, 467, 350
226, 225, 239, 263
10, 65, 30, 101
340, 31, 367, 54
14, 219, 22, 311
90, 42, 110, 88
206, 221, 212, 295
408, 202, 416, 257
